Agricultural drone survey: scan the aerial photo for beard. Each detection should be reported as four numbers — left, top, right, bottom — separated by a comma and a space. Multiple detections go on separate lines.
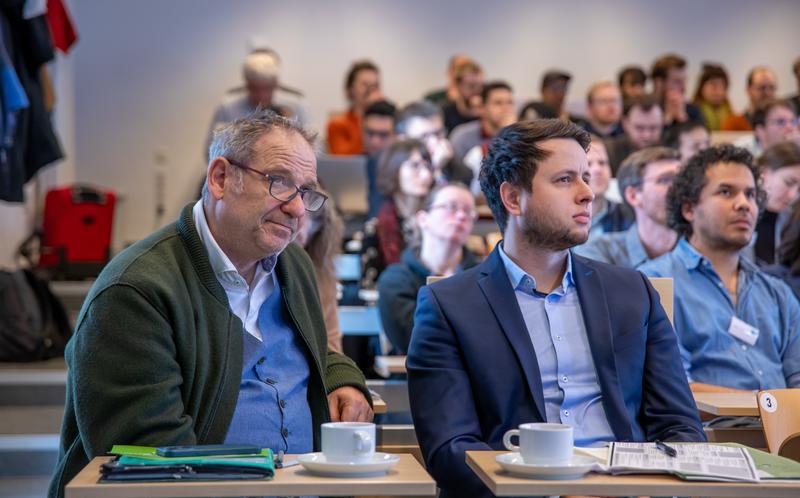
694, 223, 752, 253
520, 211, 588, 251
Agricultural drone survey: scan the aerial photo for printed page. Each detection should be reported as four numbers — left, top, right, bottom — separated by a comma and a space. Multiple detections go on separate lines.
608, 442, 759, 482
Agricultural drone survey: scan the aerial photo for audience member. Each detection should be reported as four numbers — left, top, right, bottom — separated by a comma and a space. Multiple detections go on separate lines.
618, 65, 648, 102
579, 80, 624, 138
396, 100, 474, 186
584, 138, 633, 238
754, 141, 800, 265
327, 59, 382, 155
576, 147, 680, 267
736, 98, 799, 157
604, 93, 664, 174
49, 112, 372, 498
519, 70, 571, 121
377, 183, 479, 354
424, 54, 472, 105
451, 81, 516, 192
651, 53, 704, 129
294, 189, 345, 352
764, 202, 800, 300
441, 60, 484, 133
450, 81, 515, 161
662, 120, 711, 164
721, 66, 778, 131
205, 49, 309, 157
362, 99, 397, 217
693, 63, 733, 131
360, 139, 435, 287
408, 119, 704, 498
640, 144, 800, 393
789, 56, 800, 114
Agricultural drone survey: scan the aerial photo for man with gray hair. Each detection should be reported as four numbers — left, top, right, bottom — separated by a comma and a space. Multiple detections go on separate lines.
575, 147, 681, 267
49, 112, 372, 498
205, 49, 309, 157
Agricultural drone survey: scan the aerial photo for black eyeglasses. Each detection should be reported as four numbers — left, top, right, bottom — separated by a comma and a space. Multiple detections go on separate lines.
226, 159, 327, 212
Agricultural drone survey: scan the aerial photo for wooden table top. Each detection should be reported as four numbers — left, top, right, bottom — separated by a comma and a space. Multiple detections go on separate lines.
466, 450, 800, 497
65, 454, 435, 497
374, 355, 407, 378
693, 392, 759, 416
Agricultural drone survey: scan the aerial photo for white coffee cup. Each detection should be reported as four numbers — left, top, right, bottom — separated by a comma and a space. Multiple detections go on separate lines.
321, 422, 376, 463
502, 423, 573, 465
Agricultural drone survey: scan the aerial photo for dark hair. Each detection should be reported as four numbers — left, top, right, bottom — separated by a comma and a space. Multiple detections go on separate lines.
662, 120, 709, 150
667, 144, 765, 238
618, 146, 680, 200
300, 188, 344, 295
777, 202, 800, 275
623, 93, 661, 117
618, 65, 647, 88
364, 99, 397, 122
479, 119, 590, 232
395, 100, 443, 135
481, 80, 513, 104
345, 59, 379, 90
758, 141, 800, 171
751, 98, 796, 128
794, 56, 800, 77
651, 53, 687, 81
376, 139, 433, 197
692, 63, 730, 104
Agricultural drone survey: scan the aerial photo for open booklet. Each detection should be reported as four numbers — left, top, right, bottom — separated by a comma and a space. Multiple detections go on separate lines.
575, 442, 759, 482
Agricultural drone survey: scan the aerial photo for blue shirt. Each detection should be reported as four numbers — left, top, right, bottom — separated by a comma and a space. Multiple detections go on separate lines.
224, 283, 314, 453
639, 238, 800, 390
497, 245, 615, 447
575, 223, 649, 269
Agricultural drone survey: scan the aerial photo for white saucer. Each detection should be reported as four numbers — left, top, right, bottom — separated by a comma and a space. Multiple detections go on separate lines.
496, 453, 597, 480
297, 452, 400, 477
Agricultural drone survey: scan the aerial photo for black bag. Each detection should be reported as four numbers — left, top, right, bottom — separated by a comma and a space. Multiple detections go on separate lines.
0, 268, 72, 361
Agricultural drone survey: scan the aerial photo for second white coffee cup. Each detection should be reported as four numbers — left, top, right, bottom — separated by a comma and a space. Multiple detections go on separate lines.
502, 422, 574, 465
321, 422, 376, 463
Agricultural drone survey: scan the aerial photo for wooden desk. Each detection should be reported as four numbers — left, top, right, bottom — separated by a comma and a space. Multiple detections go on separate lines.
466, 450, 800, 497
374, 356, 407, 378
66, 455, 435, 497
694, 392, 759, 416
373, 397, 387, 414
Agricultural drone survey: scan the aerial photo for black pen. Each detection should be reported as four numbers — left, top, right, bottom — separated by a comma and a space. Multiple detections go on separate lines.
655, 440, 677, 458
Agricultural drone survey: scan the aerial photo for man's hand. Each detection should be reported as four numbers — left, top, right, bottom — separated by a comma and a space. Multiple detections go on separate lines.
328, 386, 373, 422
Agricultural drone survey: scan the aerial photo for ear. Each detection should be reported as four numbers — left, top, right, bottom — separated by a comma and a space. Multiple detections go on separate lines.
681, 201, 695, 225
207, 157, 230, 200
499, 181, 522, 217
623, 185, 640, 208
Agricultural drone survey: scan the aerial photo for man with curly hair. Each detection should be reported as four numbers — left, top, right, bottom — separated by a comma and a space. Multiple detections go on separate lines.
640, 144, 800, 393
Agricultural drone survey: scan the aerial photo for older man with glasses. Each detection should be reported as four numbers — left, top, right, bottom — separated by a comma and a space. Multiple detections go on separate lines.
49, 112, 372, 498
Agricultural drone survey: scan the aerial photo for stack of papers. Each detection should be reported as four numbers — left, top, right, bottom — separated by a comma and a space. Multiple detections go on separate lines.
100, 445, 275, 482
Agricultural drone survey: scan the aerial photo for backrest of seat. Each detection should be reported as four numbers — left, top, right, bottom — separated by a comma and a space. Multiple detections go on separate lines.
758, 389, 800, 460
648, 277, 673, 325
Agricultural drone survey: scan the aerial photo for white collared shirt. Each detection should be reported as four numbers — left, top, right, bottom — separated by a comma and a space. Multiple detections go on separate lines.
192, 201, 277, 341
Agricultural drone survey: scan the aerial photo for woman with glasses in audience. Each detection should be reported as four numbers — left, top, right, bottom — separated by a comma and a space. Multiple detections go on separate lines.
693, 63, 734, 131
360, 139, 436, 288
755, 141, 800, 265
377, 183, 479, 354
294, 188, 344, 352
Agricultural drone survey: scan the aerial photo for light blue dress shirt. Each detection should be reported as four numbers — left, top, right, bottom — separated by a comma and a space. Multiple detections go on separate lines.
639, 238, 800, 390
574, 223, 649, 269
497, 245, 615, 447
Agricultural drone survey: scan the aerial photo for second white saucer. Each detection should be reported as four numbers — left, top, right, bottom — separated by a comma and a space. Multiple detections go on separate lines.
496, 452, 597, 480
297, 452, 400, 477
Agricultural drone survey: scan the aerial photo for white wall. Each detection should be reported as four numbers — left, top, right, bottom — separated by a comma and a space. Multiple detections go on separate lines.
2, 0, 799, 262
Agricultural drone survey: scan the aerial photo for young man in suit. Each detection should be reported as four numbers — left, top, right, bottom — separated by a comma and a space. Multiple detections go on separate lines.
407, 119, 705, 498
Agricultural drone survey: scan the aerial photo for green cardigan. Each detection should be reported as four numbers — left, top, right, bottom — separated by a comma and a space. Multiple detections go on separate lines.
49, 204, 369, 498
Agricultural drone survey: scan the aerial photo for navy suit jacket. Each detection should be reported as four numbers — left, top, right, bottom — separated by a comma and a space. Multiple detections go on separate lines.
407, 247, 705, 498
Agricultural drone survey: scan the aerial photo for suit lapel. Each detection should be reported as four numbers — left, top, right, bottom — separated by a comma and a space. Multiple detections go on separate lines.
477, 249, 547, 422
572, 255, 634, 441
